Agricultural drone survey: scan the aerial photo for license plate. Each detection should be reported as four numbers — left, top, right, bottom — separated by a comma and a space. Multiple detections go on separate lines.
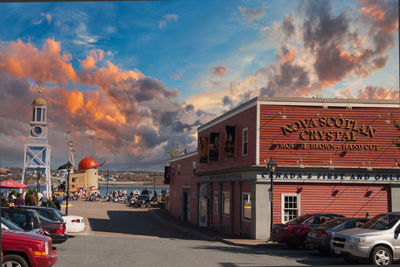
334, 249, 340, 255
310, 232, 316, 238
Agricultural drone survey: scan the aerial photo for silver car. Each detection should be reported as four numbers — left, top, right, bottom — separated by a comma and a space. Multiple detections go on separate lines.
331, 212, 400, 265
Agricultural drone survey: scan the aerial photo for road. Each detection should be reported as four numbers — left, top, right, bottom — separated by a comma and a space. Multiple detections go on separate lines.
53, 200, 348, 266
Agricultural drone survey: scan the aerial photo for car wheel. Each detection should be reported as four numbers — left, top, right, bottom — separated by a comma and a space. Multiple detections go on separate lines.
371, 246, 392, 265
2, 254, 29, 267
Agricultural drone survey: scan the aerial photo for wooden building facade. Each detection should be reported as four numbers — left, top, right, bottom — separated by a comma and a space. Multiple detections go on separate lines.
168, 97, 400, 239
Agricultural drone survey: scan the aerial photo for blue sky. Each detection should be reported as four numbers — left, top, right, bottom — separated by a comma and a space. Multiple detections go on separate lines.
0, 0, 398, 170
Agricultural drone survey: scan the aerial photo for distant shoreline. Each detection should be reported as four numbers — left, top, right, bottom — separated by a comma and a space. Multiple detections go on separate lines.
27, 181, 169, 187
98, 181, 168, 187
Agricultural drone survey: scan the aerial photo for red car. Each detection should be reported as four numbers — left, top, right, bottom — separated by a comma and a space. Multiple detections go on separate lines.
38, 215, 68, 244
2, 229, 57, 267
270, 213, 344, 248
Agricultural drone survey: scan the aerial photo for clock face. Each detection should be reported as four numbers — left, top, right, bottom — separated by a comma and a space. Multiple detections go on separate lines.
31, 126, 44, 137
34, 127, 42, 135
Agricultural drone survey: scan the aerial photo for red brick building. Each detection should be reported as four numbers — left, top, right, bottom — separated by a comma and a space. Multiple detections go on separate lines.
167, 97, 400, 239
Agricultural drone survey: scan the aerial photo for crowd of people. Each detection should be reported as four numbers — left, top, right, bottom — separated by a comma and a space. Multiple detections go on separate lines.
0, 189, 64, 210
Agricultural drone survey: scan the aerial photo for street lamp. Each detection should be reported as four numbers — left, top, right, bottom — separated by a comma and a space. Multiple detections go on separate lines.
64, 161, 73, 215
36, 167, 41, 193
267, 159, 277, 233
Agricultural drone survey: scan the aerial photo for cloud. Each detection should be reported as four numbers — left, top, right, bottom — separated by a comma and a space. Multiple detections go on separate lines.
159, 14, 178, 29
32, 12, 52, 25
338, 86, 399, 100
238, 6, 264, 22
299, 0, 397, 88
282, 14, 295, 37
210, 66, 227, 76
259, 46, 314, 97
0, 38, 209, 170
72, 23, 99, 47
0, 39, 76, 84
80, 49, 105, 70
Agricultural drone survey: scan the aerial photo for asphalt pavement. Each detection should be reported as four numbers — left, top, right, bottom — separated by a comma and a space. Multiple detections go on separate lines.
52, 200, 351, 266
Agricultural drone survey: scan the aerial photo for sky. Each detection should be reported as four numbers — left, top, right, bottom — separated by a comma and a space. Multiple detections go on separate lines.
0, 0, 398, 171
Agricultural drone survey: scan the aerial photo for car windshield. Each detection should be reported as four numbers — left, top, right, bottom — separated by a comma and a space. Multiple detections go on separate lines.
320, 217, 347, 228
1, 217, 24, 231
361, 214, 400, 230
286, 214, 311, 225
38, 214, 58, 223
56, 210, 67, 216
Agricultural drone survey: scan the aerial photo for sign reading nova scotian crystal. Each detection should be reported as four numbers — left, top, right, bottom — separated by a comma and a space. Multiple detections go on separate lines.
279, 116, 378, 150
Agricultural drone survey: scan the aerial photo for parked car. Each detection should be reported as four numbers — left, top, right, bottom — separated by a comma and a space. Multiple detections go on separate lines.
331, 212, 400, 265
17, 206, 64, 223
2, 229, 57, 267
270, 213, 345, 248
56, 210, 85, 233
307, 217, 368, 254
1, 207, 42, 232
38, 214, 68, 244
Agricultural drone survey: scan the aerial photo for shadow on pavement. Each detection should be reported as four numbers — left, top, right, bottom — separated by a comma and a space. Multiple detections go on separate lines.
87, 209, 202, 240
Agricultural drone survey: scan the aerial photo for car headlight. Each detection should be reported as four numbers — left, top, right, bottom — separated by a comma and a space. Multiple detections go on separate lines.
45, 242, 49, 255
349, 237, 365, 243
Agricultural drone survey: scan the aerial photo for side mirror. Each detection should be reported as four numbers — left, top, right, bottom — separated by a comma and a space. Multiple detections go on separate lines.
395, 226, 400, 235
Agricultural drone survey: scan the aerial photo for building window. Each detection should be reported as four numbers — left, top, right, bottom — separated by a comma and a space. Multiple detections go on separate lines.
214, 191, 218, 215
242, 128, 248, 156
281, 193, 300, 223
242, 193, 251, 221
36, 108, 42, 122
222, 191, 230, 216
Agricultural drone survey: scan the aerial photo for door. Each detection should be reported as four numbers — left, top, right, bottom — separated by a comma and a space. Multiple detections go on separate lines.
182, 192, 188, 222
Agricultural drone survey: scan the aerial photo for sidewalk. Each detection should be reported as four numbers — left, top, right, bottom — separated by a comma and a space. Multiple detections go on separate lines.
149, 207, 281, 248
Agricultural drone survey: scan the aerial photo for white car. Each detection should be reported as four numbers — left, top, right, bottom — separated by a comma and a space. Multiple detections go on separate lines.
56, 210, 85, 233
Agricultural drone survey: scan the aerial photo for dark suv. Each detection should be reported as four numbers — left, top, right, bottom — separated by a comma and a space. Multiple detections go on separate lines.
16, 206, 64, 223
1, 207, 42, 232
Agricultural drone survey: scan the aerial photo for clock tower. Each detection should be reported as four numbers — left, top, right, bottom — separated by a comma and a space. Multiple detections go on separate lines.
21, 83, 52, 194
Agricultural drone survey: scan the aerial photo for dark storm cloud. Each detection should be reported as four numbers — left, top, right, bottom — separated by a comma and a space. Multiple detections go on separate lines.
298, 0, 397, 87
302, 0, 349, 51
282, 14, 295, 37
260, 59, 312, 97
223, 96, 232, 106
185, 104, 194, 112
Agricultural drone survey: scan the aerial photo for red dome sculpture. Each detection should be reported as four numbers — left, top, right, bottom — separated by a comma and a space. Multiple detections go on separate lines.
78, 157, 105, 171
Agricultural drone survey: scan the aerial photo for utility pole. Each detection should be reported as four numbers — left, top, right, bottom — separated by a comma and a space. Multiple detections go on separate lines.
107, 169, 109, 195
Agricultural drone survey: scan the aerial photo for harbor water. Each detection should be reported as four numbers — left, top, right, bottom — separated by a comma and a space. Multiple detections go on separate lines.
23, 185, 169, 196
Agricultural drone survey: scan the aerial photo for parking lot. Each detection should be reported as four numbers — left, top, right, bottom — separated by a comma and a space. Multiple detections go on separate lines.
53, 200, 351, 266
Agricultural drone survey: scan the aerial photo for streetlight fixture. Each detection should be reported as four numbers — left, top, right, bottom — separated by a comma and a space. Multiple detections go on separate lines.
267, 159, 277, 234
64, 161, 73, 215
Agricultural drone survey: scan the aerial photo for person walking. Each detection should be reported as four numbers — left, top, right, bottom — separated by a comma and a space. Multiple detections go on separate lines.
15, 193, 25, 206
41, 192, 48, 206
28, 192, 37, 206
